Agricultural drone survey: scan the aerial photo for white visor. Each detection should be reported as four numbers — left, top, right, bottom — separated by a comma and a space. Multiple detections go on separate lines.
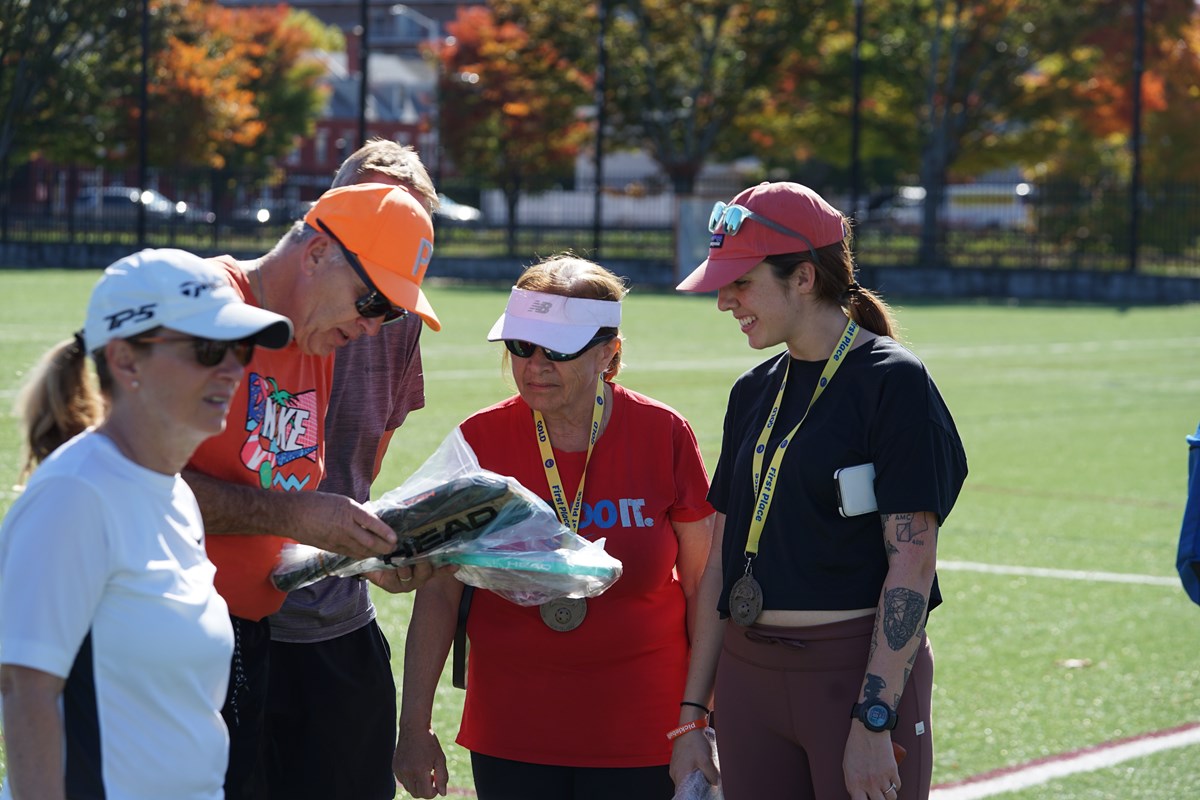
487, 287, 621, 353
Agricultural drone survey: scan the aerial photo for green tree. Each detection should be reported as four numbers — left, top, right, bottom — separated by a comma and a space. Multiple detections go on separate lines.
498, 0, 815, 195
437, 5, 592, 255
0, 1, 140, 167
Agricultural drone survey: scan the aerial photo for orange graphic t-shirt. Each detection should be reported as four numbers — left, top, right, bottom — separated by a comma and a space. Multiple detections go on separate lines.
188, 257, 334, 621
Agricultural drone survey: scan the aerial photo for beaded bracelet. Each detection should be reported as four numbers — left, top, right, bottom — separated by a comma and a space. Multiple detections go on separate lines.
666, 717, 710, 741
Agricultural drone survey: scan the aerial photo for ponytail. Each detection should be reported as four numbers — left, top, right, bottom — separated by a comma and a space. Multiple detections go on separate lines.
767, 236, 900, 341
15, 333, 104, 481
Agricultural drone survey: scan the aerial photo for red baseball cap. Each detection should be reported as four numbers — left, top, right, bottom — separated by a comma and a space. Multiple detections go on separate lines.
676, 182, 846, 293
304, 183, 440, 330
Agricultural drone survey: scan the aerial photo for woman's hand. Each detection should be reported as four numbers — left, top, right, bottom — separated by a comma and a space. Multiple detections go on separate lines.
842, 724, 902, 799
669, 726, 720, 789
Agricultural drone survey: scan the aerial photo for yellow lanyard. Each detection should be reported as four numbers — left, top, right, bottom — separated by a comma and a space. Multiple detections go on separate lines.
534, 377, 607, 533
744, 319, 859, 557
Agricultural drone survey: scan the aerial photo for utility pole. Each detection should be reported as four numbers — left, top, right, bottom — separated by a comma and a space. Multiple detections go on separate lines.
850, 0, 864, 234
593, 0, 609, 258
357, 0, 370, 147
1128, 0, 1144, 273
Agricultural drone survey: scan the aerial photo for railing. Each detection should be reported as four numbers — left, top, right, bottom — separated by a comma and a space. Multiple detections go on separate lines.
2, 167, 1197, 278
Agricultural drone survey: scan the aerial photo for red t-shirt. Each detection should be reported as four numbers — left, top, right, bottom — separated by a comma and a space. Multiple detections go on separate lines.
457, 383, 713, 767
188, 257, 334, 621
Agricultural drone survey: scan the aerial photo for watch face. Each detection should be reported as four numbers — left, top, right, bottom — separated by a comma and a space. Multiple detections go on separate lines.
865, 704, 891, 729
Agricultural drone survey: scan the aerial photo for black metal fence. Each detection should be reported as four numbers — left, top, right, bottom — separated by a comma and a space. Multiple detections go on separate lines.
2, 164, 1197, 280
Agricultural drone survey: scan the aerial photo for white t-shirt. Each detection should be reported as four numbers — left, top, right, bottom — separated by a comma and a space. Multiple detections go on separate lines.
0, 432, 233, 800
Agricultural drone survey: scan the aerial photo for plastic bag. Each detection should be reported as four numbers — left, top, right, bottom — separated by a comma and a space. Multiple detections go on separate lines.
271, 428, 623, 606
672, 728, 723, 800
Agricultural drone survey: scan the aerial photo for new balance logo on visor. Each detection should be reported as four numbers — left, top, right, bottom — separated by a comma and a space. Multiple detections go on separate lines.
528, 300, 554, 314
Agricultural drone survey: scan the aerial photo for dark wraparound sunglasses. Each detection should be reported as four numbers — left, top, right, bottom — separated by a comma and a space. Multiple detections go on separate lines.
134, 334, 256, 367
315, 219, 409, 325
504, 332, 617, 362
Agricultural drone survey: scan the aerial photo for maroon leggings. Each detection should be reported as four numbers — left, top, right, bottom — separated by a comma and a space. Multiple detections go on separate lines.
714, 615, 934, 800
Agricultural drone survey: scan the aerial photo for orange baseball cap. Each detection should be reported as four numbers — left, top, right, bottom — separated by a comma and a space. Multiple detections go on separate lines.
304, 183, 440, 330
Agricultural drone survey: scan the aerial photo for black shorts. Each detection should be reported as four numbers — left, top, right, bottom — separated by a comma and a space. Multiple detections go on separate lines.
264, 620, 397, 800
470, 752, 674, 800
222, 615, 272, 800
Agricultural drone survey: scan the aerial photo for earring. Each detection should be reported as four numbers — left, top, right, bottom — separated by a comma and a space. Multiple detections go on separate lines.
131, 379, 140, 390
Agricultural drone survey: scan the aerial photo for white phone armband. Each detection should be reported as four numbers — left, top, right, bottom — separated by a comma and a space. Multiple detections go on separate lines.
834, 463, 877, 518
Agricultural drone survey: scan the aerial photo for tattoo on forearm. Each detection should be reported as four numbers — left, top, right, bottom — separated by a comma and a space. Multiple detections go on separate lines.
903, 641, 920, 688
863, 673, 886, 702
884, 587, 926, 650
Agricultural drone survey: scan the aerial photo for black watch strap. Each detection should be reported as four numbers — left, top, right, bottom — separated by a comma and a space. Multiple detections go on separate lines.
851, 699, 898, 732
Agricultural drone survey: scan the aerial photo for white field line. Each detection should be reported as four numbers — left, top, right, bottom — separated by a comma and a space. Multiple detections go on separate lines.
418, 336, 1200, 381
938, 560, 1179, 587
930, 723, 1200, 799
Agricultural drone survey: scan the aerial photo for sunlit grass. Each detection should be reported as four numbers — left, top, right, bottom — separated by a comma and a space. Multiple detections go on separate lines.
1, 270, 1199, 796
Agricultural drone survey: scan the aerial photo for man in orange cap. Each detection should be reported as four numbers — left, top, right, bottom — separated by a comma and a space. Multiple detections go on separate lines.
265, 142, 443, 800
182, 181, 441, 800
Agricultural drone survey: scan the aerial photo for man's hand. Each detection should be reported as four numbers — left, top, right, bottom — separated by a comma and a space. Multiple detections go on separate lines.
394, 724, 449, 798
285, 491, 397, 558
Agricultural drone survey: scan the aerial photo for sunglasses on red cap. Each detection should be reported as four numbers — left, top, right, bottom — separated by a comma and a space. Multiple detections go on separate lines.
709, 202, 824, 263
315, 219, 409, 325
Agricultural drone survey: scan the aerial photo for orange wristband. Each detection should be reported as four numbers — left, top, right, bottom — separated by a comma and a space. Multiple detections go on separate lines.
666, 717, 709, 741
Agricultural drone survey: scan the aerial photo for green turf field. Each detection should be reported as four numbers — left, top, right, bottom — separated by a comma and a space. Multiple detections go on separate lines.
1, 269, 1198, 797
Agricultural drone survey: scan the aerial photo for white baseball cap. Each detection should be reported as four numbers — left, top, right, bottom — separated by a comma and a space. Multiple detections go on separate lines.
486, 287, 621, 353
82, 248, 293, 353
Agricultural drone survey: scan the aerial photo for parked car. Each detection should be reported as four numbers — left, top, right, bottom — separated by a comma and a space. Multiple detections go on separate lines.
883, 183, 1034, 231
73, 186, 215, 224
434, 193, 483, 225
232, 197, 313, 227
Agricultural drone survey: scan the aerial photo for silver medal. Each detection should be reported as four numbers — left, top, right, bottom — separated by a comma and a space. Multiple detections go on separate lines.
729, 574, 764, 627
540, 597, 587, 631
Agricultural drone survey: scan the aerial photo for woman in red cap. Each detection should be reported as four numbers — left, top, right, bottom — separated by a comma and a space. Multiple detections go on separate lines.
672, 182, 967, 800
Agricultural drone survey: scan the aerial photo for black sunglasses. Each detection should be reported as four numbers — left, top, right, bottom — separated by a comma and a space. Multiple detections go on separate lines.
315, 219, 408, 325
134, 334, 256, 367
504, 332, 616, 362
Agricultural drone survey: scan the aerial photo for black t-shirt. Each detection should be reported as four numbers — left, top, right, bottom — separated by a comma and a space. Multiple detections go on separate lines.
710, 336, 967, 616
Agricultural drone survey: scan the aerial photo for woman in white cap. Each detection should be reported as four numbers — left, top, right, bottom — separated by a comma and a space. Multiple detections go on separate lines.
395, 254, 715, 800
671, 183, 967, 800
0, 248, 292, 800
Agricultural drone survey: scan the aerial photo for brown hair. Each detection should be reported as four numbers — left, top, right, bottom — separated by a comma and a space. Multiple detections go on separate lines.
765, 236, 899, 340
514, 253, 627, 380
331, 138, 440, 214
15, 335, 103, 480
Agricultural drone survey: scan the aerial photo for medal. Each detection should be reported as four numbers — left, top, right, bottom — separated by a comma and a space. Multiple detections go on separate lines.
540, 598, 587, 631
729, 573, 764, 627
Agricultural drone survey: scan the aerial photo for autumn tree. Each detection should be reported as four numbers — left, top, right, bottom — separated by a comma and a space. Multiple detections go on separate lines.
1020, 0, 1200, 254
437, 5, 592, 254
205, 6, 334, 177
799, 0, 1124, 263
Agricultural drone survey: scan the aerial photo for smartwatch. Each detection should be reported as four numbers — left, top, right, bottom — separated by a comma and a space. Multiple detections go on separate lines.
851, 699, 898, 732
